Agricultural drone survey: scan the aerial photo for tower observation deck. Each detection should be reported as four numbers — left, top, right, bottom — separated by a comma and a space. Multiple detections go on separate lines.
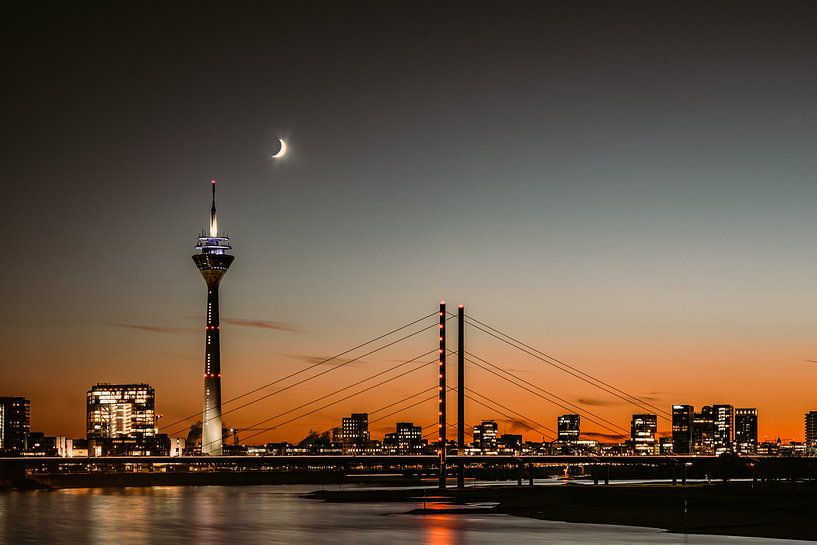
192, 180, 234, 455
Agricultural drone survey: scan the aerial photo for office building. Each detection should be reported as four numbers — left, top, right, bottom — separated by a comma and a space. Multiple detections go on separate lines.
0, 397, 30, 453
713, 404, 733, 455
498, 433, 523, 454
631, 414, 657, 455
693, 405, 715, 454
192, 181, 234, 455
557, 414, 580, 444
473, 420, 499, 454
87, 383, 157, 454
333, 413, 369, 454
383, 422, 424, 455
734, 408, 758, 454
806, 411, 817, 447
671, 405, 694, 454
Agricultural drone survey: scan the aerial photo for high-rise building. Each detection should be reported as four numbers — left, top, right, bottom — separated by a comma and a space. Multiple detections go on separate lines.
333, 413, 369, 453
713, 404, 733, 455
557, 414, 581, 444
671, 405, 694, 454
498, 434, 523, 454
86, 384, 157, 454
383, 422, 424, 455
631, 414, 657, 455
806, 411, 817, 447
193, 181, 234, 455
734, 408, 758, 454
473, 420, 499, 454
87, 383, 156, 439
0, 397, 30, 453
693, 405, 715, 454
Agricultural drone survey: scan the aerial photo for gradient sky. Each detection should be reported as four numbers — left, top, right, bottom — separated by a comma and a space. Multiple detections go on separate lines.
3, 2, 817, 444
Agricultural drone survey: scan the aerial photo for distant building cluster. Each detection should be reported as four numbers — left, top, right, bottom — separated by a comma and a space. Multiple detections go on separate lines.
669, 404, 759, 456
1, 385, 173, 457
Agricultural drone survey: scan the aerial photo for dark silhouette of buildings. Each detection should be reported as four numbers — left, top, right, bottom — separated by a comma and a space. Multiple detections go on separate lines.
0, 397, 30, 453
557, 414, 580, 444
498, 433, 523, 455
193, 181, 234, 455
693, 405, 715, 454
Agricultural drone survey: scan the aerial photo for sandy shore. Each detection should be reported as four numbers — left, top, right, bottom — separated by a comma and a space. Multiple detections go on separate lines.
306, 482, 817, 542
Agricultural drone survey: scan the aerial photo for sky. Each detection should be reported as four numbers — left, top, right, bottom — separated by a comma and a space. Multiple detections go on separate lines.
2, 2, 817, 444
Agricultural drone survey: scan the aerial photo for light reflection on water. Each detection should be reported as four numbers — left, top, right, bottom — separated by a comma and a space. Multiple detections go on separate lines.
0, 485, 802, 545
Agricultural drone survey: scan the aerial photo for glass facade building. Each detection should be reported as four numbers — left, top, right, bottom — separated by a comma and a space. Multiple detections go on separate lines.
86, 384, 156, 454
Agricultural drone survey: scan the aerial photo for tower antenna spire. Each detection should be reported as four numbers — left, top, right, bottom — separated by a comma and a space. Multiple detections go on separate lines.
209, 179, 218, 237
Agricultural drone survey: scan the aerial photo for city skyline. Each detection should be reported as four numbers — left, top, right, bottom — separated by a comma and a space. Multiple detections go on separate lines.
13, 383, 816, 458
4, 3, 817, 444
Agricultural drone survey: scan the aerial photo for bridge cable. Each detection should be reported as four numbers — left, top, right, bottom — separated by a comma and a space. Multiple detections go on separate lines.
165, 316, 444, 436
464, 386, 558, 438
463, 315, 671, 419
203, 352, 445, 449
465, 352, 631, 436
208, 348, 439, 437
161, 312, 437, 432
463, 393, 555, 441
465, 356, 629, 437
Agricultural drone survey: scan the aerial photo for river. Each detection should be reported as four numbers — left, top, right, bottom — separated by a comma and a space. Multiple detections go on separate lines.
0, 484, 802, 545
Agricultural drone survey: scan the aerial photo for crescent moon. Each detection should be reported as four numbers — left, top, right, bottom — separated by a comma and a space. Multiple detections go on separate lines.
271, 138, 287, 159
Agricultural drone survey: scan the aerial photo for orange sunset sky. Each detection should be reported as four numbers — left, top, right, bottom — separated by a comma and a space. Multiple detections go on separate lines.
4, 3, 817, 445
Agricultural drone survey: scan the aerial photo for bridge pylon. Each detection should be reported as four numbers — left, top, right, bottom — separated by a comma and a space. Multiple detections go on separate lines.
438, 301, 447, 489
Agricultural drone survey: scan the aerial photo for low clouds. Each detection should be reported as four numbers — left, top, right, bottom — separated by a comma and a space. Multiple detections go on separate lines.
112, 323, 190, 334
576, 398, 622, 407
222, 318, 301, 332
113, 317, 301, 334
289, 354, 356, 367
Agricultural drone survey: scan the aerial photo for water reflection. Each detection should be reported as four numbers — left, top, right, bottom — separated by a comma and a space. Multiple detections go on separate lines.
0, 486, 803, 545
424, 514, 462, 545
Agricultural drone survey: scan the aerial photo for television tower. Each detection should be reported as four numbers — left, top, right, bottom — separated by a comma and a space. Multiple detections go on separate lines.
192, 180, 234, 455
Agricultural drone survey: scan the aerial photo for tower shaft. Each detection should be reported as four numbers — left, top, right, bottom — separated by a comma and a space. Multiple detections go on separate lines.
202, 283, 223, 455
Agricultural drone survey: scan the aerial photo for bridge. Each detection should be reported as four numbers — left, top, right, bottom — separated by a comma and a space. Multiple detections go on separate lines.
3, 303, 810, 489
4, 454, 817, 489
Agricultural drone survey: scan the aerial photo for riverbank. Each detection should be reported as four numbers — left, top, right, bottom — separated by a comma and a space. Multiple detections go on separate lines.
306, 482, 817, 542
